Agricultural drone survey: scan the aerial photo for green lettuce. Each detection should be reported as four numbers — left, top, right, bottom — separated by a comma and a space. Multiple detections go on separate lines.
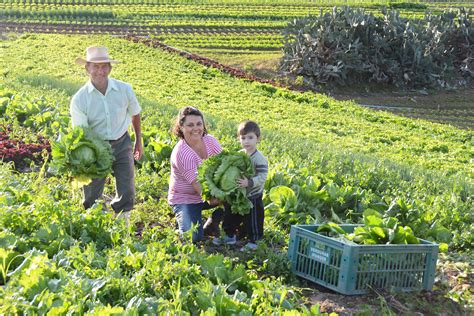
198, 150, 255, 215
51, 126, 114, 186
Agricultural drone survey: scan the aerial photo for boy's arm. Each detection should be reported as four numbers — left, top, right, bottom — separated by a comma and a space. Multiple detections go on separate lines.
248, 155, 268, 189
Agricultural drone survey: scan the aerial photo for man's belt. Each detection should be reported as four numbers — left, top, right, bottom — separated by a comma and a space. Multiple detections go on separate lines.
108, 132, 128, 144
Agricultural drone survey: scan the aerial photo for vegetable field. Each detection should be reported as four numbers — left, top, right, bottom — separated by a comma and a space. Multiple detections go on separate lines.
2, 0, 473, 54
1, 32, 472, 314
2, 0, 472, 130
1, 1, 473, 314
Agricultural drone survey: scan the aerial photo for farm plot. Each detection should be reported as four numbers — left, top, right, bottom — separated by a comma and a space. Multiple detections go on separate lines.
2, 0, 472, 54
1, 32, 473, 314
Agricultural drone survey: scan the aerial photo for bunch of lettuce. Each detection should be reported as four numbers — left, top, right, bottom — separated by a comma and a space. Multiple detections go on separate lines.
198, 150, 255, 215
317, 210, 421, 245
51, 126, 114, 186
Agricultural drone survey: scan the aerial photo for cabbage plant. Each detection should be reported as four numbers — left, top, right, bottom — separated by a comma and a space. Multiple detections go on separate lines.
198, 150, 254, 215
51, 126, 114, 186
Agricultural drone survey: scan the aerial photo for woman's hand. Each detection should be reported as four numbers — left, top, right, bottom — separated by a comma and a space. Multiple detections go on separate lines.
191, 180, 202, 195
237, 177, 249, 188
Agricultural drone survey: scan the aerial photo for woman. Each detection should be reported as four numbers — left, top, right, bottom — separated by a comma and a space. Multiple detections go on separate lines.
168, 106, 222, 242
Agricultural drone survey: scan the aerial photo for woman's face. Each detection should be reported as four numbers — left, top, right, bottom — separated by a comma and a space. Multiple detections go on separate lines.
181, 114, 204, 142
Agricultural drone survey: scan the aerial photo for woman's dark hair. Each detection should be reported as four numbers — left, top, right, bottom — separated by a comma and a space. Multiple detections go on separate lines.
237, 120, 261, 137
172, 106, 208, 139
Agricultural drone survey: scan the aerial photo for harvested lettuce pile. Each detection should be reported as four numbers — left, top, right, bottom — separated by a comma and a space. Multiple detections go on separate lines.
198, 150, 254, 215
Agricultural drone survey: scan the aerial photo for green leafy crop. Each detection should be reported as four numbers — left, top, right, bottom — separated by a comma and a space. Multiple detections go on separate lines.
317, 210, 420, 245
281, 7, 473, 89
198, 150, 254, 215
50, 126, 114, 186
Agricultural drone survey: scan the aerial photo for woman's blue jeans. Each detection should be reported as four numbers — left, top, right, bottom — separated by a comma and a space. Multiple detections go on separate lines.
172, 202, 212, 243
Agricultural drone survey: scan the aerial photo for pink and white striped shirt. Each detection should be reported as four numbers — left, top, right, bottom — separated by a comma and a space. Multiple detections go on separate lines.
168, 134, 222, 205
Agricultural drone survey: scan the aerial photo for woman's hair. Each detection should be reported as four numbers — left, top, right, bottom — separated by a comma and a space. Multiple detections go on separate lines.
237, 120, 261, 137
172, 106, 208, 139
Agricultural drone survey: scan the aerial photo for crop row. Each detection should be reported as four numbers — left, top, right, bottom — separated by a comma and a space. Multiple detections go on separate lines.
0, 131, 51, 170
0, 0, 395, 6
1, 5, 432, 21
1, 4, 331, 15
161, 35, 283, 50
398, 113, 474, 130
1, 8, 315, 20
1, 17, 289, 28
0, 22, 280, 39
3, 0, 474, 5
369, 106, 474, 130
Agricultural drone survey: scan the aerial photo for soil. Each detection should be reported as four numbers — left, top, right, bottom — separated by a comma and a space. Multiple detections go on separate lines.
300, 280, 469, 315
327, 85, 474, 130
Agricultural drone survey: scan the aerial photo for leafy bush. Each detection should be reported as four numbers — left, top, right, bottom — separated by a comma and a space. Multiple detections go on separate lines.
281, 6, 473, 89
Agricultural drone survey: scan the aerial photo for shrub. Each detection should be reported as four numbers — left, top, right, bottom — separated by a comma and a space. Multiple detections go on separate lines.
280, 7, 473, 89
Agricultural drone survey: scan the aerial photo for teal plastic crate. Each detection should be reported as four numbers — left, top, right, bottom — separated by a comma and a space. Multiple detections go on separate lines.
288, 224, 438, 295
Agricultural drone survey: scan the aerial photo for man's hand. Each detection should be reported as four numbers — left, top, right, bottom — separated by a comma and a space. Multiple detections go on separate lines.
134, 140, 143, 161
132, 114, 142, 161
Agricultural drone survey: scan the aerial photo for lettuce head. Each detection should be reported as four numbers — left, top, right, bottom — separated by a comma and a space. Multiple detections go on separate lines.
51, 126, 114, 186
71, 145, 96, 165
198, 150, 254, 215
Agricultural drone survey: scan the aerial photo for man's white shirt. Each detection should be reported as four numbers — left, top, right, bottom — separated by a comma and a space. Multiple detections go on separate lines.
70, 78, 141, 141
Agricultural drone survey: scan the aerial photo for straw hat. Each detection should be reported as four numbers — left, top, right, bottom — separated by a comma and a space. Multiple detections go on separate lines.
75, 46, 120, 66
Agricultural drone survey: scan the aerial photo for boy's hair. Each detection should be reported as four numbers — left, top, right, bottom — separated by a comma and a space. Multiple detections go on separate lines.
238, 120, 261, 137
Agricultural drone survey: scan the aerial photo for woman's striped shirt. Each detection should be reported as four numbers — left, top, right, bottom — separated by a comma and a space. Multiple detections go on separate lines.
168, 134, 222, 205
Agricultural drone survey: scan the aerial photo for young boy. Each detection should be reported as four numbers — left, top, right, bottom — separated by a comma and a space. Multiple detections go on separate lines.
213, 120, 268, 251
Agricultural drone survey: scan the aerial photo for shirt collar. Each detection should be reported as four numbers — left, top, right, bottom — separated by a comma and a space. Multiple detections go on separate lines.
86, 78, 118, 94
108, 78, 118, 92
86, 80, 96, 94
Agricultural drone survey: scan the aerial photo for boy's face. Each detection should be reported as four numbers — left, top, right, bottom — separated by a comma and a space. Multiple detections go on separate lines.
239, 132, 259, 154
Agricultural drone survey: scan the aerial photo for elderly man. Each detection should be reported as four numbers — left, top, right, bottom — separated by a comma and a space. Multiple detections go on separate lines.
71, 46, 143, 221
